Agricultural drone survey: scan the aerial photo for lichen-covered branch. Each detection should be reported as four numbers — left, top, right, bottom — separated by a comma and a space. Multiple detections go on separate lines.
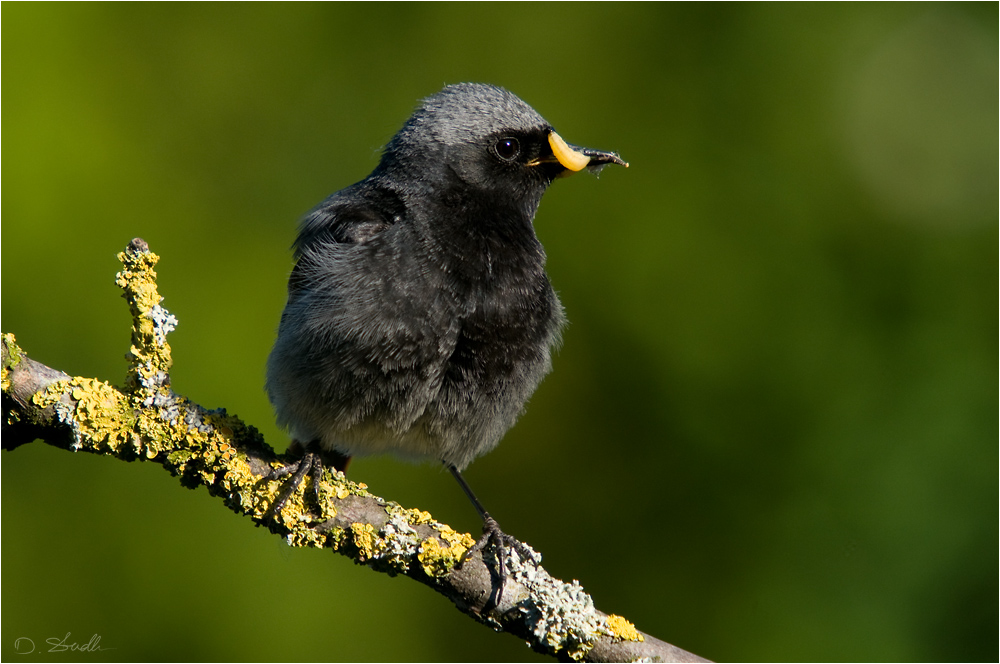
1, 238, 707, 664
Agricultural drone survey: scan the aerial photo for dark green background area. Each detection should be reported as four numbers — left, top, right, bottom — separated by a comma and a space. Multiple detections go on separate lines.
3, 3, 996, 662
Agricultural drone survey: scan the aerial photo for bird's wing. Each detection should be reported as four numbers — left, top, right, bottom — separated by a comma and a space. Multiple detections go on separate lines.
275, 194, 461, 434
287, 182, 406, 298
293, 181, 405, 256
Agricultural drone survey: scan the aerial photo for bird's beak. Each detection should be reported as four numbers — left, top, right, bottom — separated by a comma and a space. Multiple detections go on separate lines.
546, 131, 629, 172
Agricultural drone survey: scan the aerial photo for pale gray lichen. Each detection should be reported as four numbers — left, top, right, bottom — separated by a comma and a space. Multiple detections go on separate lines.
182, 403, 223, 435
134, 355, 171, 402
506, 545, 615, 661
146, 304, 178, 345
51, 397, 84, 451
378, 509, 423, 569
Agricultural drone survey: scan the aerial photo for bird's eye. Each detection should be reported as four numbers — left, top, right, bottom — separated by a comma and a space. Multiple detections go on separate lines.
494, 137, 520, 161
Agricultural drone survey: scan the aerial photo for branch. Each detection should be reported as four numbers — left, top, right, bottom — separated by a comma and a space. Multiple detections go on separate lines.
1, 238, 707, 663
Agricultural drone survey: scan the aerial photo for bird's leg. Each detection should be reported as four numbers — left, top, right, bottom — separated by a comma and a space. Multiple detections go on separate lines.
266, 440, 350, 516
448, 464, 538, 605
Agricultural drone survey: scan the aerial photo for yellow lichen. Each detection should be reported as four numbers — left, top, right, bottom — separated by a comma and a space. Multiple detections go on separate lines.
33, 377, 136, 453
116, 245, 174, 391
326, 527, 348, 551
167, 449, 193, 469
220, 454, 256, 492
1, 332, 21, 391
437, 524, 475, 552
418, 527, 475, 578
606, 614, 643, 642
32, 380, 67, 410
417, 538, 452, 578
351, 522, 379, 561
287, 525, 328, 548
404, 508, 435, 526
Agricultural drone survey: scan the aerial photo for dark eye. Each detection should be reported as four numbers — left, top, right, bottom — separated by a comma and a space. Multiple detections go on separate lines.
494, 137, 520, 161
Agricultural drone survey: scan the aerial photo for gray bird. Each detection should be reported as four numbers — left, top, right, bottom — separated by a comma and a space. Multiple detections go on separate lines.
266, 83, 626, 593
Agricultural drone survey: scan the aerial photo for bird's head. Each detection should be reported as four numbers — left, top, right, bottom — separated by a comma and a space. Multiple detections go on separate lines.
380, 83, 627, 206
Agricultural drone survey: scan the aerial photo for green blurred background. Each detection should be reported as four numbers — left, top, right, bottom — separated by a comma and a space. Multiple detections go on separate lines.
3, 3, 996, 661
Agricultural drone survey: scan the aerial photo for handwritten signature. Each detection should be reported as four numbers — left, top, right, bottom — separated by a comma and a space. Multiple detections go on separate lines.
14, 634, 114, 654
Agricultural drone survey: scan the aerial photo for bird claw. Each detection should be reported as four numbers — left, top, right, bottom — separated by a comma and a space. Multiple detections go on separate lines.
265, 449, 324, 517
463, 513, 537, 607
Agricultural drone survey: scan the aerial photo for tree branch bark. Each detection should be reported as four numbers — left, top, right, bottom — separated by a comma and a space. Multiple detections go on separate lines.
1, 238, 707, 663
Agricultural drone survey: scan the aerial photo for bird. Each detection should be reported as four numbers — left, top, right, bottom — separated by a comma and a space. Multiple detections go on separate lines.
265, 82, 627, 596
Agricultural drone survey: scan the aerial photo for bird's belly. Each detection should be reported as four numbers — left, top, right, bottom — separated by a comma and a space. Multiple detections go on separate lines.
320, 417, 445, 462
314, 316, 556, 469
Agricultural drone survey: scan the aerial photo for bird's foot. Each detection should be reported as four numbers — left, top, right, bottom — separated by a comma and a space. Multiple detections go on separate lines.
265, 448, 325, 517
264, 442, 350, 518
464, 513, 540, 607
